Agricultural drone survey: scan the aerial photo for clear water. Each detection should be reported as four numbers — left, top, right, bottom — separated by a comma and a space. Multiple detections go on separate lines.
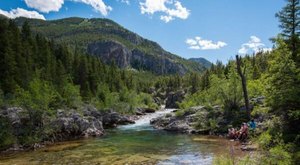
0, 109, 236, 165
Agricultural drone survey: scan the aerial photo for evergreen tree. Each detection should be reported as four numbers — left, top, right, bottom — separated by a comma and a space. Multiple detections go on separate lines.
276, 0, 300, 62
0, 21, 17, 95
21, 21, 31, 41
266, 39, 300, 142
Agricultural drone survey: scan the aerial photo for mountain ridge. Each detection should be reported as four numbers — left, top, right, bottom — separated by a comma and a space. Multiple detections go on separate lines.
13, 16, 209, 74
189, 57, 212, 68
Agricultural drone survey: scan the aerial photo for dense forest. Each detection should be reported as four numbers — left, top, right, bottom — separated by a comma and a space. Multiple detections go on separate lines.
0, 19, 163, 148
0, 0, 299, 164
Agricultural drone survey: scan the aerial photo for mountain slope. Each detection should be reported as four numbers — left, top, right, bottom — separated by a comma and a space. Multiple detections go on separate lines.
189, 58, 212, 68
14, 17, 207, 75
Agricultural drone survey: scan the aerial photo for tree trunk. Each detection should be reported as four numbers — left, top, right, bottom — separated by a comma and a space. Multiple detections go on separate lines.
236, 55, 251, 120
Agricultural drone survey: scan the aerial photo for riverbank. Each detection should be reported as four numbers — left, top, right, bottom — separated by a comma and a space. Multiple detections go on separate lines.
0, 108, 252, 165
0, 105, 161, 153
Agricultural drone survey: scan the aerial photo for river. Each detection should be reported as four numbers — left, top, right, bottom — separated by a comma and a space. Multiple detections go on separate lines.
0, 109, 238, 165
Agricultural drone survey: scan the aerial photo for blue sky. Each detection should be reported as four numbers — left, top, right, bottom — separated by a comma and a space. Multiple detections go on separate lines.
0, 0, 286, 63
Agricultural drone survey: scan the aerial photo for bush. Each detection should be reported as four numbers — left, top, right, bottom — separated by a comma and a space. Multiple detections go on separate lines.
94, 83, 158, 114
257, 131, 273, 150
248, 79, 265, 98
61, 82, 82, 108
261, 145, 292, 165
14, 78, 58, 126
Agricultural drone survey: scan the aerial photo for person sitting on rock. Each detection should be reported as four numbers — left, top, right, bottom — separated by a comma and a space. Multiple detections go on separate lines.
237, 124, 243, 139
249, 119, 256, 130
239, 123, 248, 141
228, 128, 237, 139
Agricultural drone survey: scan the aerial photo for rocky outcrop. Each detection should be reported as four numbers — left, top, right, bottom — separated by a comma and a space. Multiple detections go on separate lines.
131, 49, 188, 75
0, 106, 137, 150
150, 116, 192, 133
165, 90, 186, 108
0, 107, 30, 137
87, 41, 131, 68
87, 41, 191, 75
51, 110, 104, 139
151, 106, 224, 134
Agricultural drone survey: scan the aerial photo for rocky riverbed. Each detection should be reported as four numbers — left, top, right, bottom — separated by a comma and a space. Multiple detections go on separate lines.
0, 105, 157, 152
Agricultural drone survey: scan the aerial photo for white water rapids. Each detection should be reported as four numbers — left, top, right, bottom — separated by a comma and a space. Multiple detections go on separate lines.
118, 108, 175, 130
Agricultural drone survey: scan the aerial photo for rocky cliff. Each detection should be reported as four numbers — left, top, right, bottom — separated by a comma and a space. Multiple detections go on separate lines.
87, 41, 189, 74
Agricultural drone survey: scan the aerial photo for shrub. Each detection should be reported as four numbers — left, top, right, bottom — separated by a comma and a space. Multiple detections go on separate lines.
257, 131, 273, 150
261, 145, 292, 165
14, 78, 58, 126
61, 82, 82, 108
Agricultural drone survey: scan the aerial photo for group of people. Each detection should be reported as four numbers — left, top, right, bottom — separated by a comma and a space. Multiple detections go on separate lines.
228, 119, 256, 141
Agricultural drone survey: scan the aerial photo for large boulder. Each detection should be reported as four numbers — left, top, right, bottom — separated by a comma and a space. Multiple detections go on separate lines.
101, 111, 135, 128
165, 90, 186, 108
150, 114, 192, 133
51, 110, 104, 140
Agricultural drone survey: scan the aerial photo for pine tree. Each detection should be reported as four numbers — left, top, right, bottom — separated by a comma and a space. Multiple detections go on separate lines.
266, 38, 300, 142
276, 0, 300, 62
21, 21, 31, 41
9, 21, 28, 88
0, 21, 17, 94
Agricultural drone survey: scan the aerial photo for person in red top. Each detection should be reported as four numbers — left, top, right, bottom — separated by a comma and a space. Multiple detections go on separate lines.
239, 123, 248, 141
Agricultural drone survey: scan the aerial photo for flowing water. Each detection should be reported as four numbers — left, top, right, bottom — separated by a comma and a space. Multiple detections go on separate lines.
0, 109, 238, 165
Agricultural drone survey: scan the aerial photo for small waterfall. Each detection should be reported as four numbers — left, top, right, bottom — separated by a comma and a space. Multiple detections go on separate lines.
118, 108, 174, 130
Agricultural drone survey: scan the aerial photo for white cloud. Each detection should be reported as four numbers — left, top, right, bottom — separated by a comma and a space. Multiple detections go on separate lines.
186, 38, 197, 46
0, 8, 45, 20
140, 0, 190, 23
74, 0, 112, 16
238, 36, 272, 54
24, 0, 112, 16
118, 0, 130, 5
186, 36, 227, 50
24, 0, 64, 13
